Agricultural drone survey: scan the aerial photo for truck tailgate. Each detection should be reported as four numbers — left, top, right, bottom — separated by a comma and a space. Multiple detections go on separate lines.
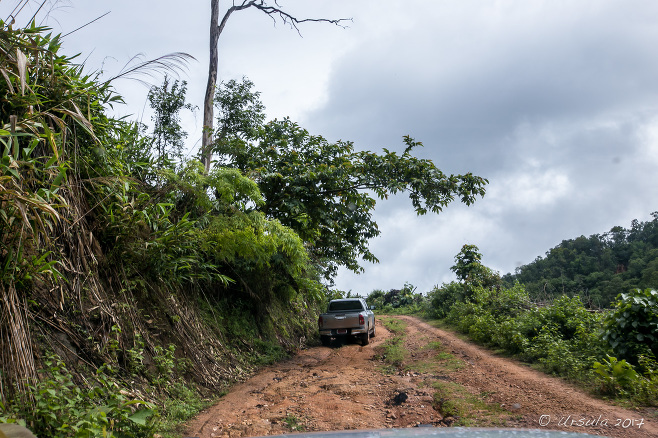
322, 313, 361, 329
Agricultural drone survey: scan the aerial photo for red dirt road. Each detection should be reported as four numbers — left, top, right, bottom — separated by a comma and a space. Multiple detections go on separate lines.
185, 316, 657, 438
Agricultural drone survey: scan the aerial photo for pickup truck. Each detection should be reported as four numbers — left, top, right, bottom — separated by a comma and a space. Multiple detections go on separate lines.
318, 298, 375, 346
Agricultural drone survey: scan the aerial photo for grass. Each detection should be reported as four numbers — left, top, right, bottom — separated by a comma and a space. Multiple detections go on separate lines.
431, 380, 506, 426
373, 316, 516, 427
155, 383, 224, 438
381, 317, 407, 334
378, 317, 507, 426
434, 351, 465, 373
377, 317, 408, 374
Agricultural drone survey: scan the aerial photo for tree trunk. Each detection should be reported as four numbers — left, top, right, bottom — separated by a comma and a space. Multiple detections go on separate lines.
202, 0, 220, 174
201, 1, 347, 174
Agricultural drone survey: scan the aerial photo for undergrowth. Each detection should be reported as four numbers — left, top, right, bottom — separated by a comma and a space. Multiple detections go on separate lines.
424, 283, 658, 407
0, 356, 157, 438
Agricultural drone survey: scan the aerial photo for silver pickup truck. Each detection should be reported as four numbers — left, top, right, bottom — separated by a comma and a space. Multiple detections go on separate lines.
318, 298, 375, 346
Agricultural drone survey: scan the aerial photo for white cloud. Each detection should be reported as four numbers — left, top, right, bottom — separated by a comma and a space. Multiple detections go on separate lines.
488, 169, 571, 211
638, 116, 658, 166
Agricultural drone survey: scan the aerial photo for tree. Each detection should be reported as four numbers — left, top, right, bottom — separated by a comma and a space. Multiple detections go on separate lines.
450, 244, 501, 301
214, 92, 488, 278
147, 76, 196, 166
451, 244, 484, 283
214, 77, 266, 148
504, 213, 658, 305
202, 1, 350, 173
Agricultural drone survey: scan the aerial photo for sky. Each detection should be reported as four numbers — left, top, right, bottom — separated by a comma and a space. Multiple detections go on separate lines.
4, 0, 658, 294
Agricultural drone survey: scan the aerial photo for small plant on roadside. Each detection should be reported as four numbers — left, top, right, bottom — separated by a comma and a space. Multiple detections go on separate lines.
252, 339, 288, 366
155, 382, 216, 438
283, 415, 306, 431
593, 355, 640, 396
378, 336, 406, 373
381, 318, 406, 334
127, 333, 146, 375
431, 381, 504, 426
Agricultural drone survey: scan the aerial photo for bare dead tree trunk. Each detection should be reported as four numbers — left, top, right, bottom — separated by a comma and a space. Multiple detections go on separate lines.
201, 0, 350, 174
202, 0, 221, 174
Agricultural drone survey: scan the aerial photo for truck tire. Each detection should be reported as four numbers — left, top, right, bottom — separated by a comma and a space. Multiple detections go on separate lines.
371, 321, 376, 337
361, 330, 370, 346
321, 335, 331, 346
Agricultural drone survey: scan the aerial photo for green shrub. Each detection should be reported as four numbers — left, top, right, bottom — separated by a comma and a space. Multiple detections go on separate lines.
427, 282, 464, 318
534, 296, 595, 341
467, 313, 498, 345
602, 289, 658, 363
446, 300, 481, 332
491, 318, 530, 354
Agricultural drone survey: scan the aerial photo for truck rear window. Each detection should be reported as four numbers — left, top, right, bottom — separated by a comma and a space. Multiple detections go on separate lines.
328, 300, 364, 312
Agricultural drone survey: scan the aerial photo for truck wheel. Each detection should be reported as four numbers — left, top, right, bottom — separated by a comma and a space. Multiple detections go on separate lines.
371, 322, 376, 338
361, 331, 370, 346
321, 335, 331, 346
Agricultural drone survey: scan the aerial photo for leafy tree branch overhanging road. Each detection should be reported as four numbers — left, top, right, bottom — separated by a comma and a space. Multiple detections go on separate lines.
212, 79, 488, 279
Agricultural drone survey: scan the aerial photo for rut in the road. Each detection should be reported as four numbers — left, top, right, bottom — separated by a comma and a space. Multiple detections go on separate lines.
186, 316, 656, 438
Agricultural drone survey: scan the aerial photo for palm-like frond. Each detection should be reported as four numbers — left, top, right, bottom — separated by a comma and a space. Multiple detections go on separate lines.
106, 52, 196, 88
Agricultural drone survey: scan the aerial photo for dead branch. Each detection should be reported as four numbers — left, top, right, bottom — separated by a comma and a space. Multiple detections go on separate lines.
201, 0, 351, 173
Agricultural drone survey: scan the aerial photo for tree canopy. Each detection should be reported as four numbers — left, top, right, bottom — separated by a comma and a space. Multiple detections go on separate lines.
503, 212, 658, 306
212, 79, 488, 279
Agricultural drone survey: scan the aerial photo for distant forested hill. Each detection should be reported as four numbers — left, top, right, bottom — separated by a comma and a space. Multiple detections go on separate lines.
502, 212, 658, 307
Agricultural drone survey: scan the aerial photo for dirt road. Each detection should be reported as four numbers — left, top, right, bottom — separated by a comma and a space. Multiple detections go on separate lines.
185, 316, 657, 438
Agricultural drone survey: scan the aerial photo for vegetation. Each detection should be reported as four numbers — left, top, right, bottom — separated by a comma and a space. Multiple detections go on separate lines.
214, 79, 487, 279
601, 288, 658, 362
9, 4, 656, 432
0, 356, 156, 437
363, 222, 658, 409
431, 380, 505, 426
365, 282, 425, 314
418, 245, 658, 406
503, 213, 658, 306
376, 318, 408, 373
0, 15, 486, 436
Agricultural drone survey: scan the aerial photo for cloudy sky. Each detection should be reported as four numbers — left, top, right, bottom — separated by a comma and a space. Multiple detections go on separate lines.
5, 0, 658, 294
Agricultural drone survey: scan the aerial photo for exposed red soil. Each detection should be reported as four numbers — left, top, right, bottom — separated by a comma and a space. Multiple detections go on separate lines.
185, 316, 657, 438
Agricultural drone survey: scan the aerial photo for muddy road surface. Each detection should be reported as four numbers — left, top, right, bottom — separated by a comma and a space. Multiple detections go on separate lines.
186, 316, 656, 438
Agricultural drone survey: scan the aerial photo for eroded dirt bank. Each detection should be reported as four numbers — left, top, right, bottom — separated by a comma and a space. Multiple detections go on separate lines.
185, 316, 657, 438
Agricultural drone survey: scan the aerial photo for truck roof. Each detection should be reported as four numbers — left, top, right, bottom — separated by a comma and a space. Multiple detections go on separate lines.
327, 298, 366, 312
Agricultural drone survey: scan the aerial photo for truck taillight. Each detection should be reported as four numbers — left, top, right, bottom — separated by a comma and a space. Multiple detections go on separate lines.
359, 314, 365, 325
318, 316, 323, 327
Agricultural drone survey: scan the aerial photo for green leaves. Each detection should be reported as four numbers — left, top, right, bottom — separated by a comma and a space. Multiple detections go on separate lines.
214, 77, 266, 144
216, 114, 488, 278
148, 76, 196, 166
593, 355, 641, 395
0, 355, 157, 438
602, 288, 658, 362
127, 408, 156, 426
506, 213, 658, 306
